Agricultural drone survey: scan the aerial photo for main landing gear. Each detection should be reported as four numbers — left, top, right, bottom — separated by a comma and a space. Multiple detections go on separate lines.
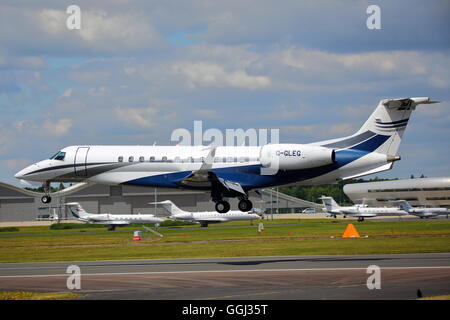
238, 199, 253, 212
215, 200, 230, 213
211, 185, 253, 213
214, 198, 253, 213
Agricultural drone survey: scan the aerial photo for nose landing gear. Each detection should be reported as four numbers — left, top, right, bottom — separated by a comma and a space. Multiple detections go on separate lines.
41, 195, 52, 204
41, 181, 52, 204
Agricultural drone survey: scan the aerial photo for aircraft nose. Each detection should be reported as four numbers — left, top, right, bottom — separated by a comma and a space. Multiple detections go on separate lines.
14, 168, 26, 179
14, 163, 37, 180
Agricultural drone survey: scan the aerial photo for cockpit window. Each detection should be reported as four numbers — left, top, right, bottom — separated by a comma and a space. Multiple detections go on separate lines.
50, 151, 66, 160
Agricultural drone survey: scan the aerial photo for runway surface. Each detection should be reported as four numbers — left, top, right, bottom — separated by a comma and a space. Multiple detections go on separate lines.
1, 253, 449, 299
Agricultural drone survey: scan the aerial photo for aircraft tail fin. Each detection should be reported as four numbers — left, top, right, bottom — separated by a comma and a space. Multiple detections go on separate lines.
392, 200, 413, 213
149, 200, 186, 216
65, 202, 89, 220
319, 196, 341, 212
356, 97, 438, 156
320, 97, 438, 157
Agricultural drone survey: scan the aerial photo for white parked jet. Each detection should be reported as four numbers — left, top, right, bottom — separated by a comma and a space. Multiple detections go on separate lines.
320, 196, 406, 221
152, 200, 261, 227
394, 200, 449, 219
65, 202, 164, 231
15, 97, 438, 213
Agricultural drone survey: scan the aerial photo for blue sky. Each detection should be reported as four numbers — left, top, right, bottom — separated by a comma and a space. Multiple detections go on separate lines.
0, 0, 449, 186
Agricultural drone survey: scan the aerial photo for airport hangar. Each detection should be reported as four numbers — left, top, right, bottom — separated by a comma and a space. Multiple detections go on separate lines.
0, 181, 322, 223
344, 177, 450, 208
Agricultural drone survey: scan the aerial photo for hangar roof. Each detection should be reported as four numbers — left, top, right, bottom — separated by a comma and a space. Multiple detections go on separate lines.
343, 177, 450, 193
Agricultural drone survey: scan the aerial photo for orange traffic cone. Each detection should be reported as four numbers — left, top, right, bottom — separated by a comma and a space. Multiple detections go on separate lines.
342, 224, 360, 238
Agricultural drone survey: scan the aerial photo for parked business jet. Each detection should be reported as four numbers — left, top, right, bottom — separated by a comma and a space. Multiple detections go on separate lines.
394, 200, 449, 219
151, 200, 261, 227
15, 97, 438, 213
65, 202, 164, 231
320, 196, 406, 221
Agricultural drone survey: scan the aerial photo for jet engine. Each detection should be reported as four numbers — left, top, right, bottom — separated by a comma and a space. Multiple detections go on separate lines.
260, 144, 335, 171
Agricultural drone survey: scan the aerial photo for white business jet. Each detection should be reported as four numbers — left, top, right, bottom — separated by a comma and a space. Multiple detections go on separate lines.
320, 196, 406, 221
393, 200, 449, 219
152, 200, 261, 227
65, 202, 164, 231
15, 97, 438, 213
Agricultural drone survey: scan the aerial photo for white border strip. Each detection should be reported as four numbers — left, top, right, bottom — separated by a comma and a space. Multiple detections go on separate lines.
1, 266, 450, 278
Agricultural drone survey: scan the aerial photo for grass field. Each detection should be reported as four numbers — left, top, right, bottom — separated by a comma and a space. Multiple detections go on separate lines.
0, 218, 449, 263
0, 291, 79, 300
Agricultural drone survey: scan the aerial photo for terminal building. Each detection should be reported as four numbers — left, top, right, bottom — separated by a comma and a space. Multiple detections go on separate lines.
343, 177, 450, 208
0, 182, 323, 223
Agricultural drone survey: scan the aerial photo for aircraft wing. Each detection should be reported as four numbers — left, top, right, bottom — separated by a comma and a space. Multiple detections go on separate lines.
178, 146, 247, 196
195, 217, 228, 223
95, 220, 130, 225
339, 209, 377, 218
351, 213, 377, 218
178, 146, 217, 188
417, 212, 439, 217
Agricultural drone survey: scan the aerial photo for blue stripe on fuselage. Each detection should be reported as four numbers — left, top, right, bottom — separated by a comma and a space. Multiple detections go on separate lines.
122, 133, 390, 189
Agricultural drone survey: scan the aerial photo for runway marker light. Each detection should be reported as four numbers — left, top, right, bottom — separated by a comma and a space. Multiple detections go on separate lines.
258, 223, 265, 233
133, 231, 142, 241
342, 224, 360, 238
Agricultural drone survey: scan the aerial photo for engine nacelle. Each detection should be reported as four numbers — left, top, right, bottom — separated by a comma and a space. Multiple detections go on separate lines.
260, 144, 335, 171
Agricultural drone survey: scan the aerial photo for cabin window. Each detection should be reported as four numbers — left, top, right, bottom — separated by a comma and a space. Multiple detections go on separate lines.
129, 156, 134, 162
139, 156, 145, 162
118, 156, 123, 162
150, 156, 155, 162
162, 156, 167, 162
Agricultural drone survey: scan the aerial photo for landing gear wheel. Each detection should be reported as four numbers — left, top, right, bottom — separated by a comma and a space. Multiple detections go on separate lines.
215, 201, 230, 213
238, 199, 253, 212
41, 195, 52, 204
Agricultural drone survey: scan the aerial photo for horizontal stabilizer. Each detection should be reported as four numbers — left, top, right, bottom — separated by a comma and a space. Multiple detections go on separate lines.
341, 162, 393, 180
382, 97, 439, 109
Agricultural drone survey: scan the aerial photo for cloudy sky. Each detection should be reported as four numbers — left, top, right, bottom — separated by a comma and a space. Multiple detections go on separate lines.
1, 0, 449, 186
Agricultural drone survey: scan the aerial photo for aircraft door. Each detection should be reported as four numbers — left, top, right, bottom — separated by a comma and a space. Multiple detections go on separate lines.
74, 147, 90, 177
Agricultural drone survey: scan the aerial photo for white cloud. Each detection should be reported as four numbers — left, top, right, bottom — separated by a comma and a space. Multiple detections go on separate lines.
329, 123, 353, 135
417, 100, 450, 117
69, 70, 111, 84
42, 118, 73, 137
173, 62, 270, 90
74, 10, 165, 52
60, 88, 72, 98
281, 49, 433, 77
2, 158, 33, 170
194, 109, 219, 119
115, 106, 159, 128
1, 56, 46, 69
88, 86, 109, 96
